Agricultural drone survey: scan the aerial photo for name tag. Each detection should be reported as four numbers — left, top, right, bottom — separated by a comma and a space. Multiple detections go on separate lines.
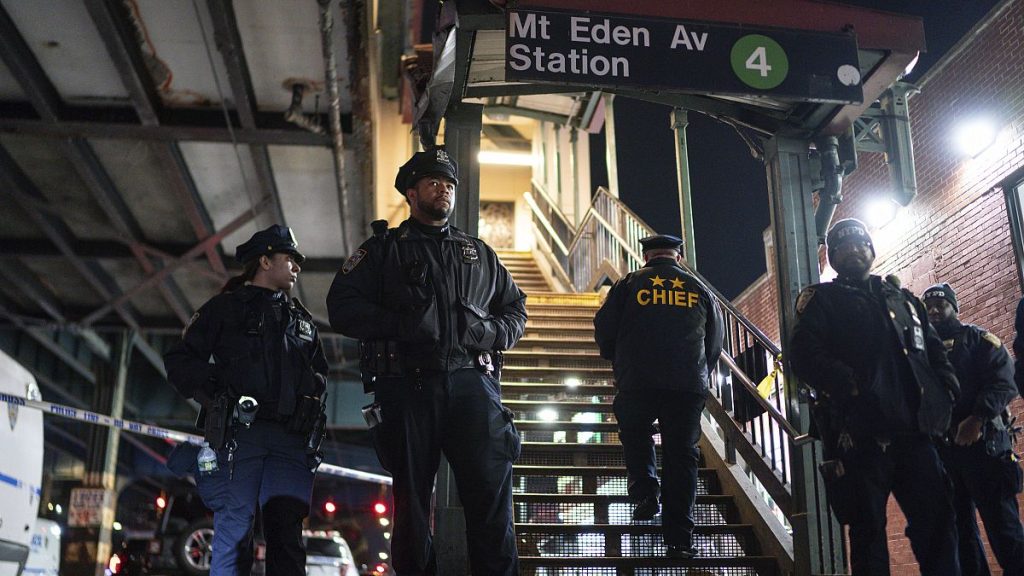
297, 319, 314, 342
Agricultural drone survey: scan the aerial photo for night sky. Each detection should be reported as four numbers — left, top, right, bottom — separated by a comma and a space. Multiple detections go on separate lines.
589, 0, 1002, 299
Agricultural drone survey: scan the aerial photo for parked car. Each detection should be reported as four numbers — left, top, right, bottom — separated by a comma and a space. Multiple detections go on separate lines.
110, 484, 367, 575
109, 479, 264, 576
303, 531, 359, 576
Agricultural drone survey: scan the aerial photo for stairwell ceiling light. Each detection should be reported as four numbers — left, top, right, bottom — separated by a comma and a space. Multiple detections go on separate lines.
538, 408, 559, 422
954, 118, 998, 158
478, 150, 535, 166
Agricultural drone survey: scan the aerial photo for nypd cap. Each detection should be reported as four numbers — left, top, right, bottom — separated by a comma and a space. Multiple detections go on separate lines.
639, 234, 684, 253
923, 282, 958, 312
394, 148, 459, 194
825, 218, 874, 262
234, 224, 305, 265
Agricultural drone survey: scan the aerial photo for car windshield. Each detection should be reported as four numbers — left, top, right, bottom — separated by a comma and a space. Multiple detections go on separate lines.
304, 537, 346, 558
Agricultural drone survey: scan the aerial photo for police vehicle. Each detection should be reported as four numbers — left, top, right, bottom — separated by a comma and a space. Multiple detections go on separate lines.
0, 350, 45, 576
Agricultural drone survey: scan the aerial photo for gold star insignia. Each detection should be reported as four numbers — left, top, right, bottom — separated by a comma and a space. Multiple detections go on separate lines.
650, 275, 665, 287
670, 278, 685, 289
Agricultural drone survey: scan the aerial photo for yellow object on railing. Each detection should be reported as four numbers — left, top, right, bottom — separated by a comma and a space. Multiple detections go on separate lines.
757, 355, 783, 399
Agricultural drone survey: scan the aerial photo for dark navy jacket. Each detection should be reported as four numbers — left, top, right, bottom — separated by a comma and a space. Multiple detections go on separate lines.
326, 218, 527, 372
593, 256, 724, 393
936, 320, 1017, 428
790, 275, 959, 438
164, 285, 328, 416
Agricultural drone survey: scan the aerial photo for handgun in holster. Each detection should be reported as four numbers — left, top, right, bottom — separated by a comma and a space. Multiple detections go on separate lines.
198, 393, 234, 450
305, 394, 328, 455
359, 339, 403, 393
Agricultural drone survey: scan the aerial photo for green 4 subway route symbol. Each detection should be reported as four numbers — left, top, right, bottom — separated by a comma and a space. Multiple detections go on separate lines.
731, 34, 789, 90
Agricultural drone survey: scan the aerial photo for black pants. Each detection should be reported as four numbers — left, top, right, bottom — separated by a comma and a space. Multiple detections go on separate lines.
836, 435, 959, 576
939, 440, 1024, 576
613, 388, 705, 547
373, 369, 520, 576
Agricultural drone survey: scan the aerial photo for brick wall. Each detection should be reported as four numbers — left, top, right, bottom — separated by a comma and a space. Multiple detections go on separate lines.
732, 1, 1024, 572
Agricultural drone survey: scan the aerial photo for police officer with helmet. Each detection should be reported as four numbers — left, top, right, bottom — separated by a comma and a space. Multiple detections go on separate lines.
789, 218, 961, 575
593, 234, 724, 559
164, 224, 329, 576
326, 148, 527, 575
923, 282, 1023, 576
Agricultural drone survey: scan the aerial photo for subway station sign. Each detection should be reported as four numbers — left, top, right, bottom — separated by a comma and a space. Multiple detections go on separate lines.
505, 9, 864, 103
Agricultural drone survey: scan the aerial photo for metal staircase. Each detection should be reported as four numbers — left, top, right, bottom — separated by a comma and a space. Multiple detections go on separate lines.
492, 282, 781, 575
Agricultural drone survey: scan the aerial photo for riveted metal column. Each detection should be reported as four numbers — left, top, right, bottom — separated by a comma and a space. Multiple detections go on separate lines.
433, 102, 483, 575
92, 331, 132, 576
603, 93, 619, 198
671, 108, 697, 268
766, 135, 845, 575
445, 103, 483, 236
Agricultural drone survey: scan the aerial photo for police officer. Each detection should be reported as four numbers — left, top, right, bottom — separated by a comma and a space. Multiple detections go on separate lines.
164, 225, 329, 576
790, 218, 961, 576
923, 283, 1023, 576
326, 148, 527, 575
593, 234, 724, 559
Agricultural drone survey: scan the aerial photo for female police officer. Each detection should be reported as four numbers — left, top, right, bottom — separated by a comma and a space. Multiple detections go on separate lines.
164, 224, 329, 576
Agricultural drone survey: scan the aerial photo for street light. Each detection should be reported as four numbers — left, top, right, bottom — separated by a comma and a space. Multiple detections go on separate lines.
954, 118, 998, 158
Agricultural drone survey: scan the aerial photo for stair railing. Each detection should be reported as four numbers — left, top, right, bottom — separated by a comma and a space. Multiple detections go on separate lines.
524, 184, 810, 525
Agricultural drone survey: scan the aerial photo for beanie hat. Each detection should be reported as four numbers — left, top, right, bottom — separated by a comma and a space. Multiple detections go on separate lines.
923, 282, 958, 312
825, 218, 874, 262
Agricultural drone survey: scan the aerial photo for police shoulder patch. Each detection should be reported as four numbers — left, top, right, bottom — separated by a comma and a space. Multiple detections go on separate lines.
795, 287, 816, 315
982, 331, 1002, 348
341, 249, 367, 274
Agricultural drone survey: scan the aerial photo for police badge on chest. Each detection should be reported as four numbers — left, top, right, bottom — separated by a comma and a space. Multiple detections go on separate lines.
460, 242, 480, 264
297, 319, 314, 342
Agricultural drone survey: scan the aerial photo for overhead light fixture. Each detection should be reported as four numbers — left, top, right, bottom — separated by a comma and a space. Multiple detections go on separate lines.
478, 151, 534, 166
564, 377, 582, 389
954, 118, 998, 158
538, 408, 559, 422
865, 199, 899, 229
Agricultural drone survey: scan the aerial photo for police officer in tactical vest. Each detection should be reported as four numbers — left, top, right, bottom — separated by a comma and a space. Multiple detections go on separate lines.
790, 218, 961, 575
923, 283, 1023, 576
593, 234, 724, 559
326, 148, 527, 575
164, 225, 329, 576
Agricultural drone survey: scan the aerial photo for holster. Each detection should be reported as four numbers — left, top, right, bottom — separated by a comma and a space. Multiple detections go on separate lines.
199, 393, 234, 450
493, 350, 504, 381
359, 339, 403, 392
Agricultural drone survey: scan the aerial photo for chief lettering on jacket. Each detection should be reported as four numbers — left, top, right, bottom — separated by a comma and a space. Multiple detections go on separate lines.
634, 275, 701, 308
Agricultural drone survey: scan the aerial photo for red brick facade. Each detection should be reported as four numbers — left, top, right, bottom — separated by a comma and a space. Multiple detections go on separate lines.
733, 1, 1024, 572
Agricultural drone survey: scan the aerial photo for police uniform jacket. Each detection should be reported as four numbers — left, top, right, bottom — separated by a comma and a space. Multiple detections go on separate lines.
790, 275, 959, 438
593, 256, 724, 393
165, 285, 328, 416
325, 218, 527, 373
935, 320, 1017, 429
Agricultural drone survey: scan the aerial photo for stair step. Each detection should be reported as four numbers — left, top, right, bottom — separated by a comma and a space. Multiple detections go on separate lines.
506, 400, 615, 413
515, 421, 620, 432
502, 366, 613, 379
515, 493, 733, 506
507, 348, 602, 357
516, 524, 760, 560
518, 555, 779, 573
502, 382, 614, 394
517, 523, 755, 537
